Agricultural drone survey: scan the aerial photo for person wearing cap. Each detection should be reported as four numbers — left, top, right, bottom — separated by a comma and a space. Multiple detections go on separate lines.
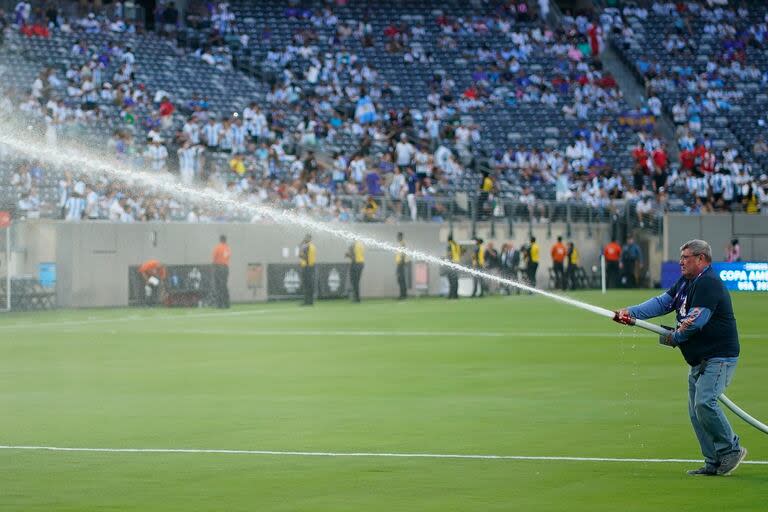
299, 234, 316, 306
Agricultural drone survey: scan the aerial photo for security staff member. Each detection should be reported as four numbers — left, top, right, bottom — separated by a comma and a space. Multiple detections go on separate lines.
471, 237, 486, 297
566, 241, 580, 290
447, 234, 461, 299
528, 236, 540, 288
138, 259, 166, 307
299, 234, 316, 305
346, 240, 364, 302
395, 232, 407, 300
551, 236, 567, 290
604, 239, 622, 288
212, 235, 231, 308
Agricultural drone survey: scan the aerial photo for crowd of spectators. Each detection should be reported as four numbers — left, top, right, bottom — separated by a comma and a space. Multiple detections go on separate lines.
611, 1, 768, 216
2, 1, 765, 226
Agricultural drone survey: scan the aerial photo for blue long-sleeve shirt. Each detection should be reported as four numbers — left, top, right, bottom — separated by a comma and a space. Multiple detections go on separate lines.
625, 266, 739, 366
628, 292, 712, 345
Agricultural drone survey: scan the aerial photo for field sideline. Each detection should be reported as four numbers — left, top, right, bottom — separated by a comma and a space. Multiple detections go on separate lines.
1, 291, 766, 511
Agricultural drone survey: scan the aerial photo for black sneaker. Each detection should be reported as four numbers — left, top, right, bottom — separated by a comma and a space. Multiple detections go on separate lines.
717, 447, 748, 476
686, 466, 718, 476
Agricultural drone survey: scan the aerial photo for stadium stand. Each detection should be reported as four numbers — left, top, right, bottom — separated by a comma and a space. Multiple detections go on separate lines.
0, 1, 765, 228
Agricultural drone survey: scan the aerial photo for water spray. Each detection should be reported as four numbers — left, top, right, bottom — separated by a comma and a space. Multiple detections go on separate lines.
0, 128, 765, 435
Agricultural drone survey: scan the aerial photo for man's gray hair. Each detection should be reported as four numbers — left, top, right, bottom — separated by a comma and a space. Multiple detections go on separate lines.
681, 239, 712, 262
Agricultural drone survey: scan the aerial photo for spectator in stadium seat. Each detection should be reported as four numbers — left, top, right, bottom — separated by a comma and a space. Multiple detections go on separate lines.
753, 136, 768, 157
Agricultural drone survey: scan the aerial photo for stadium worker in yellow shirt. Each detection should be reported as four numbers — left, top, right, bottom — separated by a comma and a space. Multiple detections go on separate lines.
527, 236, 540, 288
472, 237, 486, 297
395, 232, 407, 300
299, 234, 316, 306
446, 234, 461, 299
566, 241, 580, 290
346, 240, 364, 302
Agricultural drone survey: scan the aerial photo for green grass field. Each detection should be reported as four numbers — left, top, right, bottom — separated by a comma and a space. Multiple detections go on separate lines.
1, 291, 766, 511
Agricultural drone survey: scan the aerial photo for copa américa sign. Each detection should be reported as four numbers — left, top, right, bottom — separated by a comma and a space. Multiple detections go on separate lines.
661, 261, 768, 291
714, 262, 768, 291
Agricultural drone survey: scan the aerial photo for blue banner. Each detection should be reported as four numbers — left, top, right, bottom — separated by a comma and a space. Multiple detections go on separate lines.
661, 261, 768, 292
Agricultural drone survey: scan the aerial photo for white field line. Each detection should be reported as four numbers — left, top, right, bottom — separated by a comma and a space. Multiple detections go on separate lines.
53, 328, 764, 339
0, 308, 302, 331
1, 444, 766, 465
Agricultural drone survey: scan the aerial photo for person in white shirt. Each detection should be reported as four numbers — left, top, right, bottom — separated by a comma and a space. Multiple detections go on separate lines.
178, 141, 198, 185
182, 117, 201, 144
203, 118, 222, 148
119, 204, 135, 223
64, 193, 86, 221
85, 186, 100, 219
145, 140, 169, 172
394, 134, 415, 168
230, 117, 247, 154
349, 154, 367, 184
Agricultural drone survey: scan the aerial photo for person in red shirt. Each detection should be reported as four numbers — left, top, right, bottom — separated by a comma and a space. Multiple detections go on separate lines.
632, 144, 649, 171
138, 259, 166, 306
212, 235, 232, 309
680, 148, 696, 171
550, 236, 568, 290
700, 150, 716, 174
158, 96, 174, 129
652, 145, 668, 171
603, 240, 622, 289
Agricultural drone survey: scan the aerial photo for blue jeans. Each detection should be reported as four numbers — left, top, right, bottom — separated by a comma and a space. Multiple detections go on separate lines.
688, 357, 741, 468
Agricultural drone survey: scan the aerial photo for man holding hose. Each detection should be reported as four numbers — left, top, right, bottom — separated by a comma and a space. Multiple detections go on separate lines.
614, 239, 746, 476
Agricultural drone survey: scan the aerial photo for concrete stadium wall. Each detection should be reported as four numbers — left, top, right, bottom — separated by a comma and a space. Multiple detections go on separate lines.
10, 220, 615, 308
664, 214, 768, 262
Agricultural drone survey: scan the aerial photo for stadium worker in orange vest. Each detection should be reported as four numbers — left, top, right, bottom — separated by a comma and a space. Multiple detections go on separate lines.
551, 236, 567, 290
138, 259, 166, 307
604, 239, 622, 289
212, 235, 232, 308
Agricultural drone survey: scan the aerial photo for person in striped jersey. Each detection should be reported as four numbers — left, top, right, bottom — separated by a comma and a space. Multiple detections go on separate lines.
203, 117, 222, 149
219, 119, 234, 153
230, 117, 247, 154
64, 192, 86, 221
177, 140, 199, 185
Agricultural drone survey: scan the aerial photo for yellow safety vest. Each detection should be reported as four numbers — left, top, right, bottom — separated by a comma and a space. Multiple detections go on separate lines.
352, 242, 364, 264
569, 247, 580, 266
473, 244, 485, 267
300, 242, 316, 267
448, 240, 461, 262
530, 243, 540, 263
396, 241, 406, 265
